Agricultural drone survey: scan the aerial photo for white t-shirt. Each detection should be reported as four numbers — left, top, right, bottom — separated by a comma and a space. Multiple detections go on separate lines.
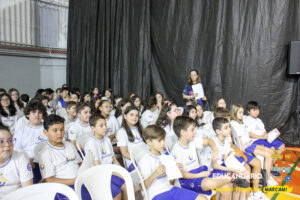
84, 136, 115, 164
68, 120, 93, 141
38, 141, 82, 179
0, 151, 33, 198
14, 116, 29, 134
230, 120, 255, 149
117, 115, 123, 126
55, 108, 67, 118
243, 116, 266, 136
212, 136, 234, 165
202, 111, 214, 125
171, 137, 203, 172
106, 116, 120, 137
140, 110, 158, 128
163, 124, 176, 137
1, 114, 18, 135
14, 102, 24, 119
63, 116, 76, 140
138, 152, 172, 200
116, 127, 145, 167
202, 123, 216, 138
13, 124, 47, 159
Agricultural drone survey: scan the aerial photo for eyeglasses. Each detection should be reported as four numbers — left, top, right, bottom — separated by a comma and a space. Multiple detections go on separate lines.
0, 138, 16, 146
1, 98, 10, 102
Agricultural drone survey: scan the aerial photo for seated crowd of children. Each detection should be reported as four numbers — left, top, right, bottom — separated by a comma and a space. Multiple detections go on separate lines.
0, 86, 285, 200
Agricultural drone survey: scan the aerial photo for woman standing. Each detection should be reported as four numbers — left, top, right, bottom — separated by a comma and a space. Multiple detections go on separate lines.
182, 69, 207, 106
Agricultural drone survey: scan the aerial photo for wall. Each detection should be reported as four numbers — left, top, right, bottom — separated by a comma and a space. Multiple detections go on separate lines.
0, 55, 66, 97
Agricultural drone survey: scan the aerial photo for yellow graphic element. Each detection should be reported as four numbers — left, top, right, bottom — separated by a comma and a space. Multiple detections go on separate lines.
212, 186, 293, 193
272, 153, 291, 159
263, 186, 292, 193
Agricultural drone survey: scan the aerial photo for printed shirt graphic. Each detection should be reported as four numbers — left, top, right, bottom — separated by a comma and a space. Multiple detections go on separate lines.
38, 141, 82, 179
171, 136, 203, 172
0, 151, 33, 197
13, 124, 47, 158
84, 136, 115, 164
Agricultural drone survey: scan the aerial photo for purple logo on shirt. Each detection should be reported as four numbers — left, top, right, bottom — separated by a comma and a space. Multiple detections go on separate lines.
27, 163, 32, 171
0, 177, 7, 187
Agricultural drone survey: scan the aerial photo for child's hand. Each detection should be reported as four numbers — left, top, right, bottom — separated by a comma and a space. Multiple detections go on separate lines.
176, 163, 183, 171
193, 93, 198, 98
202, 96, 207, 101
198, 170, 211, 178
262, 133, 268, 139
154, 165, 166, 178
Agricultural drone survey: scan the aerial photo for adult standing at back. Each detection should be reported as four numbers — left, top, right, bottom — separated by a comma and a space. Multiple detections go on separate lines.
182, 69, 207, 106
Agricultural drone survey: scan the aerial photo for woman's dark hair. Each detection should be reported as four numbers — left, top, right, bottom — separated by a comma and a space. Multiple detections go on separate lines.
24, 98, 47, 119
115, 99, 131, 118
182, 105, 202, 127
0, 93, 17, 117
143, 96, 157, 112
122, 106, 143, 143
213, 97, 226, 112
21, 94, 30, 103
103, 89, 113, 102
131, 95, 142, 108
125, 92, 136, 101
96, 100, 110, 116
8, 88, 24, 109
81, 92, 91, 102
188, 69, 202, 85
156, 102, 176, 127
90, 97, 101, 114
113, 95, 122, 107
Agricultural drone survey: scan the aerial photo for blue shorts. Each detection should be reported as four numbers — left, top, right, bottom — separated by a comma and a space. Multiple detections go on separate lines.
153, 187, 199, 200
128, 163, 136, 172
210, 154, 253, 178
245, 142, 259, 154
111, 175, 125, 197
253, 139, 284, 149
235, 152, 255, 164
33, 163, 41, 184
210, 163, 228, 178
179, 165, 212, 195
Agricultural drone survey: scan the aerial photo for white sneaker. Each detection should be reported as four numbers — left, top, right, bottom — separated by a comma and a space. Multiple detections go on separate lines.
253, 191, 270, 200
268, 176, 278, 186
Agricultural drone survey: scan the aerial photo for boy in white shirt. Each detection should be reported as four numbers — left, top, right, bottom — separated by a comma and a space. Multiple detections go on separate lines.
68, 102, 93, 147
0, 124, 33, 199
84, 115, 126, 200
172, 116, 239, 200
140, 96, 159, 128
63, 101, 77, 139
38, 114, 90, 200
13, 99, 47, 183
139, 125, 206, 200
244, 101, 285, 178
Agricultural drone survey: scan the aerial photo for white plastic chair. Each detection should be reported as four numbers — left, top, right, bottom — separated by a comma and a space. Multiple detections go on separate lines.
165, 135, 178, 153
75, 164, 135, 200
231, 126, 264, 168
130, 144, 149, 200
2, 183, 79, 200
76, 134, 90, 159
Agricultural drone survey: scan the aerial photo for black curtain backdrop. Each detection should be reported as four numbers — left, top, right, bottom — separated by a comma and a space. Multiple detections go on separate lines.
67, 0, 300, 146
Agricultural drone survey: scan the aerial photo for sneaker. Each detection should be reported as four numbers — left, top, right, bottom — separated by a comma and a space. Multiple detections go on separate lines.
253, 191, 270, 200
233, 177, 250, 188
271, 170, 281, 177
